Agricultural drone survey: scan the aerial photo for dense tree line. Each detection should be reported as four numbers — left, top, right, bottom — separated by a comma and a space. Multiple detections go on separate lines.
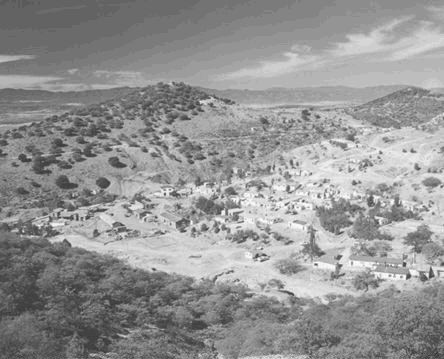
1, 233, 443, 359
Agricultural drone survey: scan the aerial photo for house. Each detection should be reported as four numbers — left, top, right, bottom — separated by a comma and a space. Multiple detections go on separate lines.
374, 216, 389, 226
373, 266, 410, 280
99, 213, 116, 228
160, 185, 176, 197
220, 208, 244, 218
349, 255, 405, 269
159, 212, 189, 230
313, 251, 343, 271
50, 208, 64, 219
245, 250, 270, 262
112, 221, 127, 233
140, 213, 156, 223
288, 219, 309, 232
129, 201, 144, 212
73, 209, 89, 221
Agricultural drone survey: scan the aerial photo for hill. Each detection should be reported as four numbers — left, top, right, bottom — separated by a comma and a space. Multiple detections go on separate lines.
0, 82, 351, 211
350, 86, 444, 127
200, 85, 408, 106
0, 87, 137, 125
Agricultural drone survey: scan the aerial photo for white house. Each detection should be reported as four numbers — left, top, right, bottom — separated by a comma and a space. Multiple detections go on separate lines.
373, 266, 410, 280
288, 219, 309, 232
349, 255, 405, 269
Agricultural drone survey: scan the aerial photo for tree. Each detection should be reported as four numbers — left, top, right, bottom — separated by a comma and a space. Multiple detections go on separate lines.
108, 156, 127, 168
351, 215, 381, 241
274, 257, 303, 275
422, 177, 442, 188
66, 333, 88, 359
224, 186, 237, 196
367, 194, 375, 207
422, 242, 444, 263
18, 153, 29, 162
96, 177, 111, 189
404, 224, 433, 253
352, 272, 379, 291
52, 138, 64, 147
302, 226, 324, 260
55, 175, 77, 189
32, 155, 47, 174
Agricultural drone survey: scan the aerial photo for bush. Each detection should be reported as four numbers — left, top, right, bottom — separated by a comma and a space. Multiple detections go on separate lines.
55, 175, 77, 189
274, 257, 303, 275
16, 187, 29, 195
422, 177, 442, 188
108, 156, 127, 168
96, 177, 111, 189
353, 272, 379, 291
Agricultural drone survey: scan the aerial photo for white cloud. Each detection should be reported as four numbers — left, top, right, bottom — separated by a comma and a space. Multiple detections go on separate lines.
328, 17, 412, 57
38, 83, 120, 92
67, 68, 79, 75
0, 55, 36, 64
215, 51, 322, 81
426, 5, 444, 21
387, 21, 444, 61
93, 70, 147, 86
36, 5, 87, 15
0, 75, 62, 89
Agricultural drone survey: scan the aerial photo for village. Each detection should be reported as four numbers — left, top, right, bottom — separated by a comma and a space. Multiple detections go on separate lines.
3, 130, 441, 298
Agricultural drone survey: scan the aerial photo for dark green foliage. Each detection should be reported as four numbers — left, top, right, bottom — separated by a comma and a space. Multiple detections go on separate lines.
108, 156, 127, 168
96, 177, 111, 189
404, 224, 433, 253
55, 175, 78, 189
422, 177, 442, 188
317, 200, 359, 234
351, 215, 393, 241
195, 196, 223, 215
0, 233, 444, 358
274, 258, 304, 275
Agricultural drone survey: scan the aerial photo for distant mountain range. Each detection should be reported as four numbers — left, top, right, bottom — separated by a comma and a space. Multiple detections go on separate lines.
200, 85, 412, 106
0, 87, 136, 124
2, 84, 444, 125
350, 86, 444, 127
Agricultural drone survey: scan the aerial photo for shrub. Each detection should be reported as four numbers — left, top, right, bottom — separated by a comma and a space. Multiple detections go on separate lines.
274, 258, 303, 275
96, 177, 111, 189
55, 175, 77, 189
422, 177, 442, 188
353, 272, 379, 291
108, 156, 127, 168
18, 153, 29, 162
16, 187, 29, 195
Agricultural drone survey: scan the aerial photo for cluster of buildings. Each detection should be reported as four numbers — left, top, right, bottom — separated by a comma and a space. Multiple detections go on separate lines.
313, 252, 444, 281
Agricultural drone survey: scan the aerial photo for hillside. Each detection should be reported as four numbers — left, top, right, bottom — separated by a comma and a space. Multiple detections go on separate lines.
0, 87, 137, 124
1, 233, 443, 359
200, 85, 408, 106
0, 82, 351, 211
350, 87, 444, 127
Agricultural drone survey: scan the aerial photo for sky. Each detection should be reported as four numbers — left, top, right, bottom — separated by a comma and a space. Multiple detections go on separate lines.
1, 0, 444, 91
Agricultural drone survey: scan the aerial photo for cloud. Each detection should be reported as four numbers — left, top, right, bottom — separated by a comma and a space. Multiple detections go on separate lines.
36, 5, 87, 15
426, 5, 444, 21
387, 21, 444, 61
216, 12, 444, 81
0, 55, 36, 64
37, 82, 120, 92
328, 17, 412, 57
215, 50, 322, 81
93, 70, 149, 86
67, 68, 79, 75
0, 75, 62, 89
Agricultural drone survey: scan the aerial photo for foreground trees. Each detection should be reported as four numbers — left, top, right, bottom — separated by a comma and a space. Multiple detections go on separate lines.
0, 233, 443, 359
